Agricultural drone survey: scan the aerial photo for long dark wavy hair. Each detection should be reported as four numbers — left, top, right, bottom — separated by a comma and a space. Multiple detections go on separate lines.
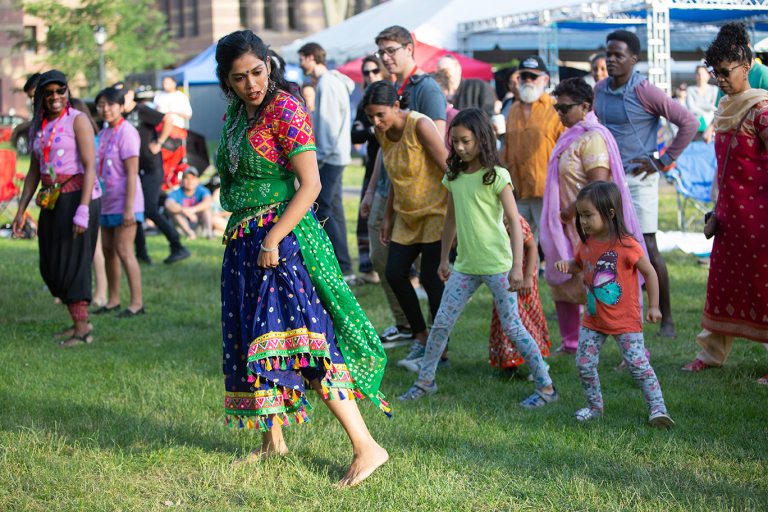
215, 30, 294, 121
575, 181, 631, 243
445, 108, 501, 184
216, 31, 300, 174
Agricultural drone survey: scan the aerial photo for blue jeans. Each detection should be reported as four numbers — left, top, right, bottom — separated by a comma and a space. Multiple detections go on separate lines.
316, 163, 352, 274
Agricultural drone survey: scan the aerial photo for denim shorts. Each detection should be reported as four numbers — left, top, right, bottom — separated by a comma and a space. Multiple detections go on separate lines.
100, 212, 145, 228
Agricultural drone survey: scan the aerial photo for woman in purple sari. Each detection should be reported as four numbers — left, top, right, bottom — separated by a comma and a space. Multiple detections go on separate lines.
541, 78, 644, 354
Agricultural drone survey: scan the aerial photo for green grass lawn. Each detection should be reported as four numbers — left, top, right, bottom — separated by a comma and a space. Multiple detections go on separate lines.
1, 154, 766, 511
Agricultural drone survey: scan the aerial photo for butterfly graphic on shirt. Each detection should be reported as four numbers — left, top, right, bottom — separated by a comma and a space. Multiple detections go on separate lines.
586, 250, 622, 316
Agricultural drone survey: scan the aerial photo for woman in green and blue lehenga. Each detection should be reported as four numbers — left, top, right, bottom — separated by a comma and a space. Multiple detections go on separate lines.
216, 30, 389, 487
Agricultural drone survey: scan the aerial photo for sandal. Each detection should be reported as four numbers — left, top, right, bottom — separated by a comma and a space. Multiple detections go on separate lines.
398, 381, 437, 401
93, 304, 120, 315
681, 359, 715, 372
575, 407, 602, 422
117, 307, 145, 318
54, 323, 93, 339
58, 331, 93, 348
552, 346, 576, 356
520, 388, 559, 409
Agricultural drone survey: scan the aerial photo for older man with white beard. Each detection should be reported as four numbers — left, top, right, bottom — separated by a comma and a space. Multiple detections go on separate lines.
502, 55, 564, 242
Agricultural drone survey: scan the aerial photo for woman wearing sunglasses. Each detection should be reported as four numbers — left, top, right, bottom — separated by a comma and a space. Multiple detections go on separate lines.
539, 77, 644, 357
12, 69, 102, 347
682, 23, 768, 382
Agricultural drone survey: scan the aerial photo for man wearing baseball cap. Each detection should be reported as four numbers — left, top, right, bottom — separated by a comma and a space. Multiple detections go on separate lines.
502, 55, 564, 243
164, 166, 213, 240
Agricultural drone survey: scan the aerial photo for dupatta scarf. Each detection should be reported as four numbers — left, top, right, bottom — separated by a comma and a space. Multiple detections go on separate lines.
540, 111, 645, 286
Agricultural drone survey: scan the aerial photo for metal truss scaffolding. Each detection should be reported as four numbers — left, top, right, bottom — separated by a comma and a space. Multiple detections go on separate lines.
647, 1, 672, 93
458, 0, 768, 91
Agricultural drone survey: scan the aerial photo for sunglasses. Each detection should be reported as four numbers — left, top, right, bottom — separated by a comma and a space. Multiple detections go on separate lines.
363, 68, 381, 76
553, 103, 581, 114
43, 86, 68, 98
519, 72, 541, 82
706, 63, 742, 80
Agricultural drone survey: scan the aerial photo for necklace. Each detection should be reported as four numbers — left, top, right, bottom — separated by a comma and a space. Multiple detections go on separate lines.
98, 118, 125, 178
39, 108, 68, 181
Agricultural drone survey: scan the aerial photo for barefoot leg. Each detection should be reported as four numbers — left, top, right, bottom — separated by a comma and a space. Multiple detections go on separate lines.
235, 416, 289, 465
310, 381, 389, 487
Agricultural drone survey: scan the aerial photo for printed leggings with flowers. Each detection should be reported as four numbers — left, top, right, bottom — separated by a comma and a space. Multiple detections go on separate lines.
576, 326, 667, 415
222, 210, 364, 431
419, 270, 553, 389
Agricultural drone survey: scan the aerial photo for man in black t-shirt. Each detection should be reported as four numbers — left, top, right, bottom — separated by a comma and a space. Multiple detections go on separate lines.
116, 83, 190, 264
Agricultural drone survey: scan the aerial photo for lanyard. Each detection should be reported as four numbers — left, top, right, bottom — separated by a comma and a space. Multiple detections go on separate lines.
39, 109, 68, 180
98, 118, 125, 178
397, 66, 419, 97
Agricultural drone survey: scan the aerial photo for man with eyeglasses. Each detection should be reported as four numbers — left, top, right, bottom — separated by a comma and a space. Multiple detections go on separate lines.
366, 26, 447, 356
297, 42, 357, 282
374, 25, 447, 138
502, 55, 564, 245
593, 30, 698, 339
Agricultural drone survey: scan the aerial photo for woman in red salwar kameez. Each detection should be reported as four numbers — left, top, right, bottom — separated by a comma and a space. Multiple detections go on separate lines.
682, 23, 768, 384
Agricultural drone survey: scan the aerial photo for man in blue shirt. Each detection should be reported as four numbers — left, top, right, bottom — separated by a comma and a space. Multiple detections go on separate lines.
594, 30, 698, 338
164, 167, 213, 240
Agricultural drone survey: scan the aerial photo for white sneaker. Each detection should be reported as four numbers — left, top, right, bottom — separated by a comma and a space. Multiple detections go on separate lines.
648, 411, 675, 430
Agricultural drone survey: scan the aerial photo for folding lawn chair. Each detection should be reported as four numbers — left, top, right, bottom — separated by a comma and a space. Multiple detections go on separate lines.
0, 149, 21, 225
664, 140, 716, 232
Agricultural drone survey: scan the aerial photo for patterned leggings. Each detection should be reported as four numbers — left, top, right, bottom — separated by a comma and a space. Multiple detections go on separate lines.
418, 271, 553, 389
576, 326, 667, 414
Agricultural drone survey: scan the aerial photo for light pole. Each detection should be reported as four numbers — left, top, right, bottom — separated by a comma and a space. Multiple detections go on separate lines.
94, 26, 107, 91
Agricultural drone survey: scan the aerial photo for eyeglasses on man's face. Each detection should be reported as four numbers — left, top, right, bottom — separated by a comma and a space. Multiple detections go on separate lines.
375, 45, 404, 59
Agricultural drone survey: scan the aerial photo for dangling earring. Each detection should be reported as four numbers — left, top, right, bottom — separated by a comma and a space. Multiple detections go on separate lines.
267, 79, 276, 94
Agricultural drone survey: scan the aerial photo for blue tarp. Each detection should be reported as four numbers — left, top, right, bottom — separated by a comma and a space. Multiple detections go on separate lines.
163, 44, 304, 86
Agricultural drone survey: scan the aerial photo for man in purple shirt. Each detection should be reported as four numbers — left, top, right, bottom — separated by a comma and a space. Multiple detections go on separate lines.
594, 30, 698, 338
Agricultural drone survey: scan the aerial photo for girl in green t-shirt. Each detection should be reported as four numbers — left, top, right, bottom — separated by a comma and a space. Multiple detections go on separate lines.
399, 108, 557, 408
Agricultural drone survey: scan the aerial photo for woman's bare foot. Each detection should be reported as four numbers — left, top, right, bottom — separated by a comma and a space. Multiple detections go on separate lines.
337, 442, 389, 488
233, 436, 288, 465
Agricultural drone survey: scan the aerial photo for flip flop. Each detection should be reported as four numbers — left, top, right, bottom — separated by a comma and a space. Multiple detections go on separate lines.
53, 323, 93, 339
117, 307, 145, 318
93, 304, 120, 315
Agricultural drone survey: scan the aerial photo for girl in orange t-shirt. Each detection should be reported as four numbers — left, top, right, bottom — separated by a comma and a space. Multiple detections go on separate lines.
555, 181, 673, 429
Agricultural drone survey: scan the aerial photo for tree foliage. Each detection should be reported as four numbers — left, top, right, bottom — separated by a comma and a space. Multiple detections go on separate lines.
23, 0, 176, 93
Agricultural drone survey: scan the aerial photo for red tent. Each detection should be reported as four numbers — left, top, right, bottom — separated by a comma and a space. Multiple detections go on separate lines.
336, 39, 493, 83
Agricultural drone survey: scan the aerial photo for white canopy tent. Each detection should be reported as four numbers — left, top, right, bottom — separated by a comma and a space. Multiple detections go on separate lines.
280, 0, 572, 64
